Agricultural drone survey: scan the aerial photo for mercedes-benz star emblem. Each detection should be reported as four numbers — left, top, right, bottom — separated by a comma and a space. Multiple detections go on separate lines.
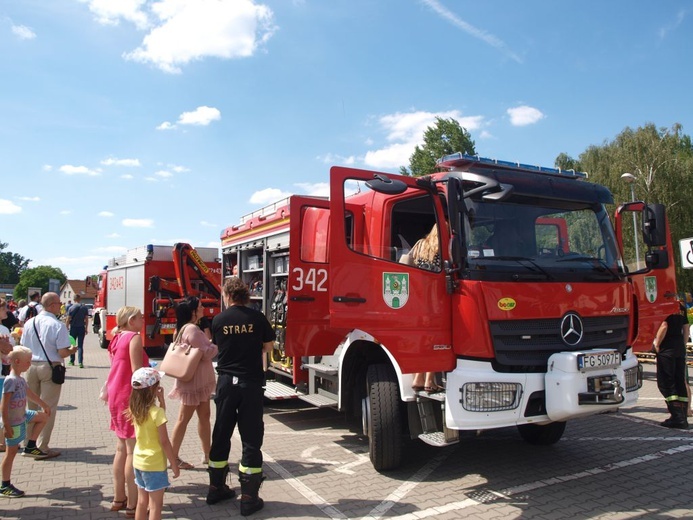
560, 313, 583, 346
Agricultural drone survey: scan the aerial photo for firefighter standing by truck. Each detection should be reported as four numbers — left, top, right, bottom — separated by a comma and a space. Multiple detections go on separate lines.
652, 303, 690, 429
206, 277, 275, 515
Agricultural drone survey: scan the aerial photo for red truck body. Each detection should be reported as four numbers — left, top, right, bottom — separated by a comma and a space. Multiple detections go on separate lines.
220, 155, 678, 470
92, 243, 221, 353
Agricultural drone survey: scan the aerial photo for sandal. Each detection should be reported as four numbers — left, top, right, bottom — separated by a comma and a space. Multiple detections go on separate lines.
110, 498, 127, 511
412, 386, 425, 392
175, 458, 194, 470
125, 507, 136, 518
424, 384, 445, 393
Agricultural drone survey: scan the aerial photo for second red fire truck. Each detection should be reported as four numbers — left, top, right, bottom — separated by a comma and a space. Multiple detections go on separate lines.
92, 243, 222, 354
220, 154, 677, 470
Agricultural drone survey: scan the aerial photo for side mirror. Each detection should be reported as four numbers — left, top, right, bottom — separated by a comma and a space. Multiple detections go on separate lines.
646, 249, 669, 269
643, 203, 667, 247
365, 174, 408, 195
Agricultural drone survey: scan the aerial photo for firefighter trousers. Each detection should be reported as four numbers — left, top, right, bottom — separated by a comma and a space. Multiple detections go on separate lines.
209, 373, 265, 470
656, 353, 689, 402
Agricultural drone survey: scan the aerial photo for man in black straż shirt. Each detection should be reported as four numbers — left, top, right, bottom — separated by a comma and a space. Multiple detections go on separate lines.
206, 277, 275, 515
652, 303, 690, 429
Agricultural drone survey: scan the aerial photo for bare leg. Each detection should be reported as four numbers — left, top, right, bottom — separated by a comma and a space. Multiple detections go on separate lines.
146, 488, 165, 520
412, 373, 425, 389
125, 438, 137, 510
135, 488, 150, 520
196, 400, 211, 463
170, 404, 196, 461
112, 437, 128, 503
1, 445, 18, 482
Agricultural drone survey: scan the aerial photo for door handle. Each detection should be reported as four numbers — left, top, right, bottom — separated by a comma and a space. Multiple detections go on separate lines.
333, 296, 367, 304
290, 296, 315, 302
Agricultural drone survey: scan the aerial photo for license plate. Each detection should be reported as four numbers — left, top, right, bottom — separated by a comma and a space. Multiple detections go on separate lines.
577, 350, 621, 370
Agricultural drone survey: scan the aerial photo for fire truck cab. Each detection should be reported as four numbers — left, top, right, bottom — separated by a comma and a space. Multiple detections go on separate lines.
220, 155, 677, 471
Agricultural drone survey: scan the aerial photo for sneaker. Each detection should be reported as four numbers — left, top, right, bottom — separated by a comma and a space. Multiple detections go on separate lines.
22, 447, 48, 458
68, 361, 74, 366
79, 364, 84, 369
0, 483, 25, 498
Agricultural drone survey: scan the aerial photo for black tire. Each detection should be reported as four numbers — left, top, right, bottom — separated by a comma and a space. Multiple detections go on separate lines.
517, 421, 566, 445
99, 331, 109, 350
364, 364, 402, 471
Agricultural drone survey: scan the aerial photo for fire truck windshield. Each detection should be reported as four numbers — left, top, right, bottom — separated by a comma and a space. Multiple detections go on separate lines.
462, 197, 625, 283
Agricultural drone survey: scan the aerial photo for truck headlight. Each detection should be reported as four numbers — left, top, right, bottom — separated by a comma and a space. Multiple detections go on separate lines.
461, 382, 522, 412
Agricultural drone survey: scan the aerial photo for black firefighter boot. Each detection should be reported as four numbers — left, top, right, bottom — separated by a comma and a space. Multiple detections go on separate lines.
661, 401, 689, 429
206, 466, 236, 505
239, 471, 266, 516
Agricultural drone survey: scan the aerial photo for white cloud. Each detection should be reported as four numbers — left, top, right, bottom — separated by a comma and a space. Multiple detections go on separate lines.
155, 170, 173, 178
157, 106, 221, 130
60, 210, 72, 215
81, 0, 149, 30
12, 24, 36, 40
121, 174, 134, 180
363, 109, 484, 169
105, 233, 121, 238
122, 0, 276, 74
249, 188, 292, 205
99, 211, 114, 217
101, 157, 141, 167
294, 182, 330, 197
59, 164, 101, 176
169, 164, 189, 173
42, 164, 53, 172
317, 153, 356, 166
94, 245, 127, 253
507, 105, 545, 126
200, 221, 217, 228
421, 0, 522, 63
0, 199, 21, 214
660, 10, 686, 39
122, 218, 154, 228
178, 106, 221, 126
16, 196, 40, 202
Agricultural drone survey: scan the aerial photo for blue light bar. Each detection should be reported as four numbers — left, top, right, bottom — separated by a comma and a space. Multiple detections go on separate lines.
436, 153, 588, 179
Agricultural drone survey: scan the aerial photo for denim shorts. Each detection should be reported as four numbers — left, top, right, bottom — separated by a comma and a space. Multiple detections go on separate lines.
134, 469, 170, 492
5, 410, 38, 446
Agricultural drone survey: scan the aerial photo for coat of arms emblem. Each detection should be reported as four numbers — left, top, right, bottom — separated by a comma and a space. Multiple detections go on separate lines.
644, 275, 657, 303
383, 272, 409, 309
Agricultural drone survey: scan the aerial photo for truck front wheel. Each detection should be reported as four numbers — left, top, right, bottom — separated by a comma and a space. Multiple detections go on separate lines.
517, 421, 566, 445
99, 330, 110, 350
362, 364, 402, 471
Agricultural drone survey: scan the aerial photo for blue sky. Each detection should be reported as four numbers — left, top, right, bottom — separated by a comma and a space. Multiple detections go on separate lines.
1, 0, 691, 280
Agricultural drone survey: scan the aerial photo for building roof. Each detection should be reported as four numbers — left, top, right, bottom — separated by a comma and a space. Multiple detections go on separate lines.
62, 279, 98, 299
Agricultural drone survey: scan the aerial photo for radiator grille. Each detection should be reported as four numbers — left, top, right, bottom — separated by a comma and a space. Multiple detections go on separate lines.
489, 315, 629, 372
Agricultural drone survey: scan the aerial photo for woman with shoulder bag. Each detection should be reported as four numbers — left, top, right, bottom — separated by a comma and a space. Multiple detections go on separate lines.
105, 307, 149, 517
168, 297, 218, 469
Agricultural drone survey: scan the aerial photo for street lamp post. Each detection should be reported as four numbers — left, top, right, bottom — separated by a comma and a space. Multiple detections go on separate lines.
620, 172, 640, 269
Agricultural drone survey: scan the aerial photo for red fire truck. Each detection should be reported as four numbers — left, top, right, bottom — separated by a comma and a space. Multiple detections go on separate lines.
92, 243, 222, 353
220, 154, 677, 470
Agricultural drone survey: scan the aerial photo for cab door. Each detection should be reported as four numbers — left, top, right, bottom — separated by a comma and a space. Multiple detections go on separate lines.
285, 196, 347, 366
615, 202, 678, 351
328, 166, 454, 375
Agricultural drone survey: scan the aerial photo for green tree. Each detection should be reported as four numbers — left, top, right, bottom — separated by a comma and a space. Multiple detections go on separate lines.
401, 117, 476, 176
0, 242, 30, 284
555, 123, 693, 292
13, 265, 67, 301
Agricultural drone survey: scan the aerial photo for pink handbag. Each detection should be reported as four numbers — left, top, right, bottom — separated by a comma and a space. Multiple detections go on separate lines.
159, 324, 203, 382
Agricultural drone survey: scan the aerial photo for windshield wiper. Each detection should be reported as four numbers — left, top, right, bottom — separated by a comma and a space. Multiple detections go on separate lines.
556, 255, 621, 280
482, 255, 554, 280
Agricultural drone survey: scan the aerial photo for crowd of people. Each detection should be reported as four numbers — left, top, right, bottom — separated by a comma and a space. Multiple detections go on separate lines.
0, 277, 274, 518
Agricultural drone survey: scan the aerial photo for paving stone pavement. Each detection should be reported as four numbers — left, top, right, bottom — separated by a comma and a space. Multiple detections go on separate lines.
1, 333, 692, 520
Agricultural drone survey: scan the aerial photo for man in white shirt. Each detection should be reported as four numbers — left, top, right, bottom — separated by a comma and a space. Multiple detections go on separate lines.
21, 292, 77, 459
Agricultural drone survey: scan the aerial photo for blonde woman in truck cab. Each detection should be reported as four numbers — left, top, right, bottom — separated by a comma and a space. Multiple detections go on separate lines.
404, 225, 444, 392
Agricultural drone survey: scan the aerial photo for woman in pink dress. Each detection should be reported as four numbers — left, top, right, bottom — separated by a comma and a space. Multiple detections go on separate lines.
105, 307, 149, 516
168, 297, 218, 469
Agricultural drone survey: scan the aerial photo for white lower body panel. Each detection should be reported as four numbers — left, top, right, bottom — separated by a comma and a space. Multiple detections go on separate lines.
444, 350, 639, 430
